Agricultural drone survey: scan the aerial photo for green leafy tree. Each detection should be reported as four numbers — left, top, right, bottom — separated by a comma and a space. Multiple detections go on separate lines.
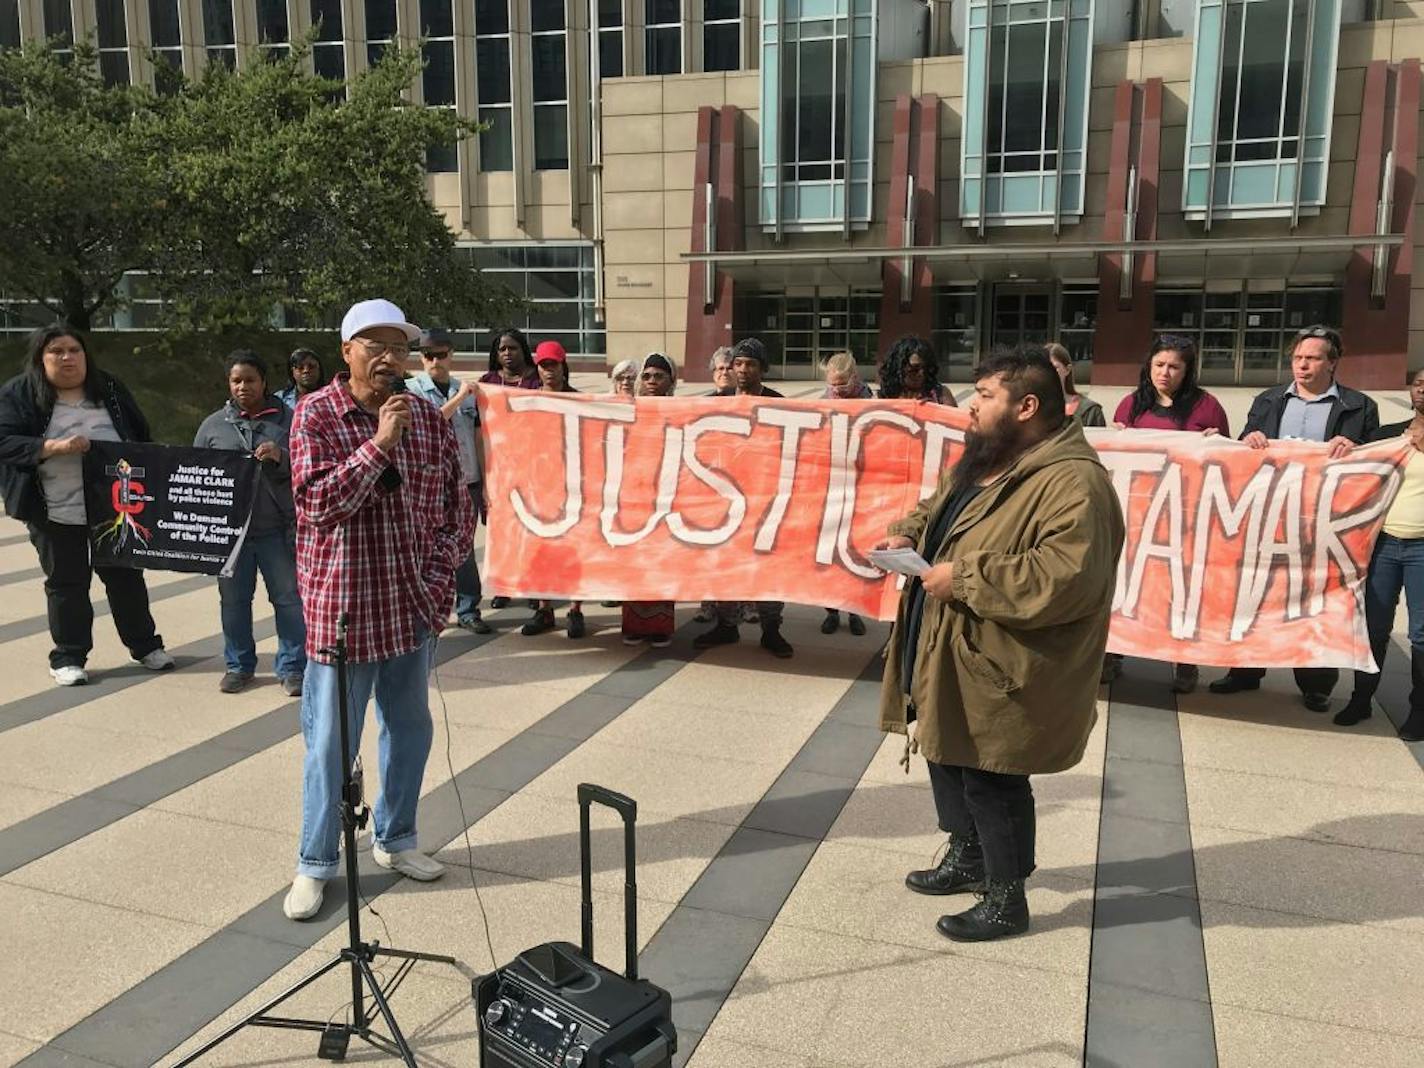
0, 39, 520, 334
0, 41, 166, 330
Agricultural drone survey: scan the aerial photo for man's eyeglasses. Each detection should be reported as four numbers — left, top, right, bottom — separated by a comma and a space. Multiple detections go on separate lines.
353, 337, 412, 359
421, 349, 453, 360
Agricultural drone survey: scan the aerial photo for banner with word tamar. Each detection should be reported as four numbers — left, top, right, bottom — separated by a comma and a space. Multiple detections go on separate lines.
476, 388, 1411, 671
83, 442, 259, 576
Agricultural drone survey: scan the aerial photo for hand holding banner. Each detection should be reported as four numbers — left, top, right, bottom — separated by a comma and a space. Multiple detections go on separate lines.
476, 388, 1409, 671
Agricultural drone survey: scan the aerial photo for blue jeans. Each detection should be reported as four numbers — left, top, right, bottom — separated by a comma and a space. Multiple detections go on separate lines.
454, 484, 483, 620
297, 634, 435, 878
1352, 533, 1424, 700
219, 530, 306, 678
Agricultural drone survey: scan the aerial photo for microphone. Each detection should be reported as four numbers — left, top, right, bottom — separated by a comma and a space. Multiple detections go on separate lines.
378, 374, 407, 490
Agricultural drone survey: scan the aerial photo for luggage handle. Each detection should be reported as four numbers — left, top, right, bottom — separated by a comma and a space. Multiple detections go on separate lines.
577, 783, 639, 981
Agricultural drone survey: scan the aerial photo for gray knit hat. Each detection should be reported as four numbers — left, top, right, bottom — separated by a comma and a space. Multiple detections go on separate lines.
730, 337, 768, 370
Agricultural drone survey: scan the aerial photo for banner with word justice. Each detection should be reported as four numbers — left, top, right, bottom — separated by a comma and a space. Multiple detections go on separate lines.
83, 442, 259, 576
476, 388, 1412, 670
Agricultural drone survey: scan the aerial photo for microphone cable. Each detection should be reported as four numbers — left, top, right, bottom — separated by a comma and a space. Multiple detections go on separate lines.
433, 636, 499, 973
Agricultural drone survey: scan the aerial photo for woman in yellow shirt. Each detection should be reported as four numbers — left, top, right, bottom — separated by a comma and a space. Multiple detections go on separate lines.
1335, 368, 1424, 741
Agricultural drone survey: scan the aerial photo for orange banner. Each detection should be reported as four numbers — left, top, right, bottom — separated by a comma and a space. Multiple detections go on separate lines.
476, 388, 1410, 671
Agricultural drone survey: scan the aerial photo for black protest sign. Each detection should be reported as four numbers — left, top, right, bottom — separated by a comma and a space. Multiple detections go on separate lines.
83, 442, 259, 575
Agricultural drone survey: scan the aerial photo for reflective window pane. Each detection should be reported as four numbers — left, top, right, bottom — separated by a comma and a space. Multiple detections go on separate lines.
1, 1, 20, 50
531, 36, 566, 102
424, 40, 455, 106
256, 0, 289, 43
203, 0, 236, 46
99, 50, 130, 85
474, 0, 508, 34
420, 0, 453, 38
531, 0, 564, 31
478, 107, 513, 170
600, 32, 624, 77
43, 0, 72, 42
364, 0, 397, 41
476, 38, 511, 103
646, 27, 680, 74
599, 0, 623, 26
704, 23, 739, 72
311, 0, 343, 42
534, 105, 569, 170
95, 0, 127, 50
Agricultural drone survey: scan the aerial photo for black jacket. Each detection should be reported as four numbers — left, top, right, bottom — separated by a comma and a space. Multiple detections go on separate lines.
0, 372, 152, 524
1371, 419, 1414, 443
1241, 382, 1380, 445
193, 398, 296, 533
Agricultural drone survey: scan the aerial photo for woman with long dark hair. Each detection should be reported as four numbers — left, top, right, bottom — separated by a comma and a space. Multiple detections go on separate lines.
479, 327, 540, 610
194, 351, 306, 696
878, 336, 956, 405
479, 326, 540, 389
276, 348, 326, 410
0, 324, 174, 686
1101, 336, 1230, 693
1046, 342, 1105, 426
1112, 335, 1230, 435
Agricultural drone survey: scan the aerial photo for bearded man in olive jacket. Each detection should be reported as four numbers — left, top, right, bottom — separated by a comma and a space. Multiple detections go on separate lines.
876, 345, 1124, 942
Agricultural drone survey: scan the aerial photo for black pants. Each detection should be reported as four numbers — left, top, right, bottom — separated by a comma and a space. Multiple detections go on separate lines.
927, 761, 1036, 881
1225, 666, 1339, 696
27, 520, 163, 669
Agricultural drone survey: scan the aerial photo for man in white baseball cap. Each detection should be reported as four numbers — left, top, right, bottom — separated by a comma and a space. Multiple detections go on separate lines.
283, 298, 474, 920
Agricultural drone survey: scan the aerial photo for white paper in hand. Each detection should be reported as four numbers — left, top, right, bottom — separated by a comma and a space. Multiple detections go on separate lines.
867, 547, 931, 578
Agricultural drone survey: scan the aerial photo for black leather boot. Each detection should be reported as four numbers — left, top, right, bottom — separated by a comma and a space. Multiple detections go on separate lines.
905, 835, 985, 896
936, 879, 1030, 942
1402, 649, 1424, 742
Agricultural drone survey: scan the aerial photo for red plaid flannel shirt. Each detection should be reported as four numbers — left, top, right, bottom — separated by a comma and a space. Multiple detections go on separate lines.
291, 374, 474, 664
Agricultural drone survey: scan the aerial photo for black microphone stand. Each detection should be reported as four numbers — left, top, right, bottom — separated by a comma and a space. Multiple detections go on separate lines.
171, 612, 455, 1066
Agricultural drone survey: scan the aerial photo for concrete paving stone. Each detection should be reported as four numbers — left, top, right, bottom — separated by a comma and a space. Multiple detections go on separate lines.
0, 720, 206, 798
148, 735, 305, 835
1178, 696, 1422, 794
639, 905, 773, 1040
650, 657, 867, 724
433, 628, 644, 687
520, 738, 789, 830
312, 866, 677, 978
1183, 764, 1424, 856
684, 1034, 814, 1068
774, 840, 1094, 979
588, 695, 837, 771
0, 782, 75, 833
1191, 821, 1424, 937
0, 1032, 40, 1068
431, 788, 736, 906
1212, 1003, 1424, 1068
703, 923, 1082, 1067
1199, 899, 1424, 1039
1083, 980, 1216, 1068
431, 675, 606, 733
0, 882, 211, 1046
742, 769, 863, 842
678, 827, 821, 923
0, 794, 139, 877
5, 807, 294, 930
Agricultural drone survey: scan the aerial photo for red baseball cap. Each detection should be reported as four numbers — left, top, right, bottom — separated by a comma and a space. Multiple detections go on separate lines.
534, 340, 567, 365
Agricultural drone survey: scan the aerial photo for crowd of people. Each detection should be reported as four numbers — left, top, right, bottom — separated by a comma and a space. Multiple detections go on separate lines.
1, 306, 1422, 929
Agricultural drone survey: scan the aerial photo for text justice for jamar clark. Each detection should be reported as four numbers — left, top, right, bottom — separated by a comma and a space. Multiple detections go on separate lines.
476, 389, 1411, 673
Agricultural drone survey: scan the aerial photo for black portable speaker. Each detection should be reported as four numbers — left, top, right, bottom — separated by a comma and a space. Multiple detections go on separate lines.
473, 784, 676, 1068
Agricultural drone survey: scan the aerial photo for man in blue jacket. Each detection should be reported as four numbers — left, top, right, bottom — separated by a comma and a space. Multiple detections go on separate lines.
409, 327, 490, 634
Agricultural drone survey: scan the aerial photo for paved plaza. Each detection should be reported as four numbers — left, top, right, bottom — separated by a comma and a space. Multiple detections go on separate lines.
1, 405, 1423, 1066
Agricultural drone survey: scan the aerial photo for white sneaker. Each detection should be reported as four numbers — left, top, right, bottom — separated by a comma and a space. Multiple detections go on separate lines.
49, 665, 88, 687
137, 649, 176, 671
372, 846, 445, 882
283, 875, 326, 920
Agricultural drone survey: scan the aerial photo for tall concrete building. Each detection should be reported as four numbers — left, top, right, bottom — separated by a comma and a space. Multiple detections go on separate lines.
2, 1, 1420, 386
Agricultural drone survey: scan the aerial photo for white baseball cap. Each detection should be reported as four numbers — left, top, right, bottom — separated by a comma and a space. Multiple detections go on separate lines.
340, 298, 421, 343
